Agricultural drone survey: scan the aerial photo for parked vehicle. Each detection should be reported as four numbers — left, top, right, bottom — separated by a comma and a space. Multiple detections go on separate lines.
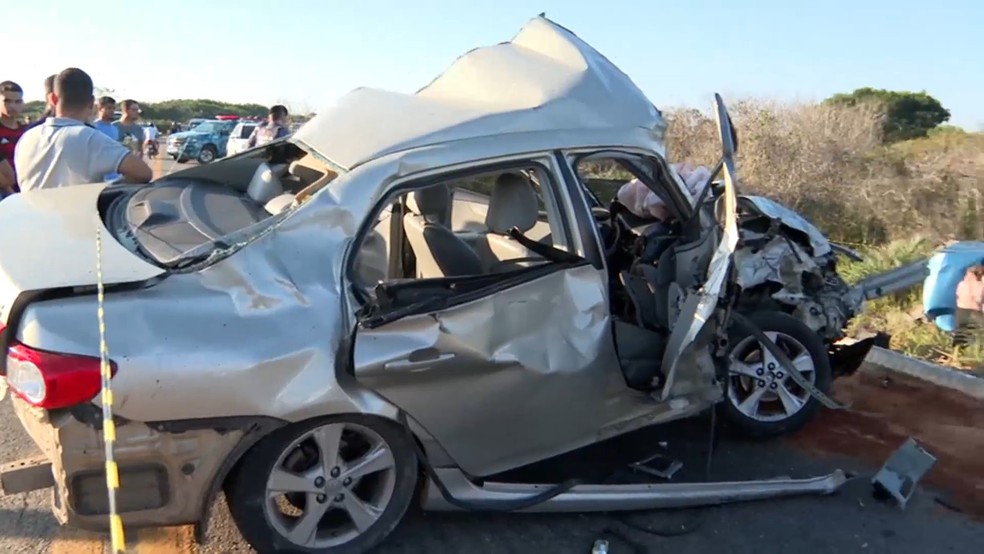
225, 120, 259, 157
166, 119, 237, 164
0, 16, 919, 554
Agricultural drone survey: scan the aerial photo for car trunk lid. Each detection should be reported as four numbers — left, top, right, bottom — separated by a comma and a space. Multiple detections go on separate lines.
0, 184, 166, 323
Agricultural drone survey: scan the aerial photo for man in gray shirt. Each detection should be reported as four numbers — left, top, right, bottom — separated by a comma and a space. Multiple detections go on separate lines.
14, 68, 152, 191
113, 99, 145, 159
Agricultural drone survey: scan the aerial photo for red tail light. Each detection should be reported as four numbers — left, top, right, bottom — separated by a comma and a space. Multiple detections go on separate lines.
1, 323, 116, 410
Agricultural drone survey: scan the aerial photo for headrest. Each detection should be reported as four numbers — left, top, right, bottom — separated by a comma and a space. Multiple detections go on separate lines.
247, 162, 284, 204
407, 184, 449, 222
288, 160, 324, 185
485, 172, 538, 234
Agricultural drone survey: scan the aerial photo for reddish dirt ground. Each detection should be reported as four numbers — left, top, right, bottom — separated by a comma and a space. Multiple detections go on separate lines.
790, 368, 984, 519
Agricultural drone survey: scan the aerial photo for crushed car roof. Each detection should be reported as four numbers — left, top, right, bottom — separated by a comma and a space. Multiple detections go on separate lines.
293, 16, 666, 171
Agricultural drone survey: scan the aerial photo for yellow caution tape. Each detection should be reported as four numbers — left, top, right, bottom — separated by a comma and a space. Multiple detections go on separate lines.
96, 221, 126, 553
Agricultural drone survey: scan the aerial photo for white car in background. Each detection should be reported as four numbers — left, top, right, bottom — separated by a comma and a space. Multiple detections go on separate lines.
226, 120, 258, 157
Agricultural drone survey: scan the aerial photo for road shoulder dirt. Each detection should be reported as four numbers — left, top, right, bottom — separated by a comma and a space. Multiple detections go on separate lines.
791, 369, 984, 519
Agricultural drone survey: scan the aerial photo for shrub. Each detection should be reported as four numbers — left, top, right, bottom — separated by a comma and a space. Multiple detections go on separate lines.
663, 99, 983, 247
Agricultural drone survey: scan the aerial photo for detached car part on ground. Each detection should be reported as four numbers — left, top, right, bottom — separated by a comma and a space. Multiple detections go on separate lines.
0, 16, 918, 554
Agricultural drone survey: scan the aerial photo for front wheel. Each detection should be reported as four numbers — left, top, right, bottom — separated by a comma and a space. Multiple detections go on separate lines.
197, 145, 217, 164
721, 310, 832, 439
226, 414, 419, 554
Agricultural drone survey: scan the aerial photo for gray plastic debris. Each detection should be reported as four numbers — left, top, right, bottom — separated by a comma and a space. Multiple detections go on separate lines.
871, 437, 937, 509
592, 539, 609, 553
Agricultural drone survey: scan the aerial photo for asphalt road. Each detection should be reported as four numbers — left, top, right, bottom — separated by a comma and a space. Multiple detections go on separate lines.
0, 154, 981, 552
152, 149, 193, 179
2, 393, 982, 553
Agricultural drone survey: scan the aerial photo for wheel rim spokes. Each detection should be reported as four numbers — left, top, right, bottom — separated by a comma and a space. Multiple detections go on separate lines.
728, 331, 817, 422
264, 422, 399, 548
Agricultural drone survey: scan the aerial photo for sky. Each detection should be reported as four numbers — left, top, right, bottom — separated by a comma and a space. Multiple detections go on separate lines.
4, 0, 981, 128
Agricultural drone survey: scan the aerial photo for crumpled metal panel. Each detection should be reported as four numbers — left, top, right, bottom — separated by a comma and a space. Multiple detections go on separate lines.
660, 124, 740, 401
17, 175, 396, 425
295, 16, 665, 171
734, 226, 860, 339
740, 195, 832, 257
0, 183, 165, 322
353, 263, 642, 477
735, 234, 818, 295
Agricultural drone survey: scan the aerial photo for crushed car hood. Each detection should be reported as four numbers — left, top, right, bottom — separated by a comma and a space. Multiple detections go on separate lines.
739, 195, 831, 257
0, 185, 165, 321
733, 195, 858, 339
294, 16, 666, 171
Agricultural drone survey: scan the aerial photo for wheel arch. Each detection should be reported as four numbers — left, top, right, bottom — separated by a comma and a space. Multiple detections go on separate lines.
193, 410, 447, 545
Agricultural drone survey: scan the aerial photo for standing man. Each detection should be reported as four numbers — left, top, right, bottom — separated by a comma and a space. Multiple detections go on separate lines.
0, 81, 27, 188
25, 75, 57, 131
92, 96, 119, 140
0, 152, 14, 197
113, 99, 145, 159
14, 68, 152, 191
247, 105, 289, 148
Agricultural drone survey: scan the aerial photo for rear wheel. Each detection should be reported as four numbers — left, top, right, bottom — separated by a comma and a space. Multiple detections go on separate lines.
226, 414, 419, 554
721, 310, 832, 439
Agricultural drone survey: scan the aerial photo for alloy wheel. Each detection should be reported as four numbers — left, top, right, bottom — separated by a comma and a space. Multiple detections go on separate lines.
727, 331, 816, 423
263, 422, 399, 549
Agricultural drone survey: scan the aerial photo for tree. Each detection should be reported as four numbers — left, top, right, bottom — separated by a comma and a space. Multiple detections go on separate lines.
825, 88, 950, 142
94, 86, 116, 98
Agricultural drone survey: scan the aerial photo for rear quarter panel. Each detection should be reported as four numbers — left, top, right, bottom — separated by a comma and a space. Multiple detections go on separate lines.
15, 198, 396, 425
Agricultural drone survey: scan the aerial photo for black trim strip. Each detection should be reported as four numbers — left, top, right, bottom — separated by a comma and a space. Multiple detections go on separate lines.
553, 151, 605, 270
360, 259, 589, 330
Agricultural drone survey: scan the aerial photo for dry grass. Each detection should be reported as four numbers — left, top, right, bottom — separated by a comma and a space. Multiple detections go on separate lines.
838, 239, 984, 375
664, 100, 984, 246
663, 99, 984, 372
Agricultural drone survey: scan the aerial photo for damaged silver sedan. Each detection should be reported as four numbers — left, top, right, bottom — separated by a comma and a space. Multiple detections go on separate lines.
0, 16, 874, 554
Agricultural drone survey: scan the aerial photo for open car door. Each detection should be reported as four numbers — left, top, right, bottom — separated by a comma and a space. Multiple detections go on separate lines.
658, 94, 741, 400
349, 258, 621, 478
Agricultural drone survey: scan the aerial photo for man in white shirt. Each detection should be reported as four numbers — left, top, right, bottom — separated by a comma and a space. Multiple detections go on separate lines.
14, 68, 152, 192
143, 123, 159, 158
144, 123, 158, 142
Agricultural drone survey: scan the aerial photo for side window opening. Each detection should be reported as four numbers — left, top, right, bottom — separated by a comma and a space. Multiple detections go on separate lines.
351, 163, 579, 301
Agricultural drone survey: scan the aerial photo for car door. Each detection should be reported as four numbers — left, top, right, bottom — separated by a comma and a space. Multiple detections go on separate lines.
564, 95, 739, 401
658, 94, 740, 399
348, 156, 623, 478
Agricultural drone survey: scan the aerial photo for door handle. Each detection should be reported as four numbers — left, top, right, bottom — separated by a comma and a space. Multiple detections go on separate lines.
384, 352, 456, 371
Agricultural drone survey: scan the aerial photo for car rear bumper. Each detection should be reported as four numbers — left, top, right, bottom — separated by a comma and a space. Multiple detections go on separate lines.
1, 395, 245, 531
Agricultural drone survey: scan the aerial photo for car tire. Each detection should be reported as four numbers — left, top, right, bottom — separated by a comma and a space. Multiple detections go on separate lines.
197, 145, 217, 164
175, 157, 188, 164
720, 310, 832, 439
225, 414, 419, 554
